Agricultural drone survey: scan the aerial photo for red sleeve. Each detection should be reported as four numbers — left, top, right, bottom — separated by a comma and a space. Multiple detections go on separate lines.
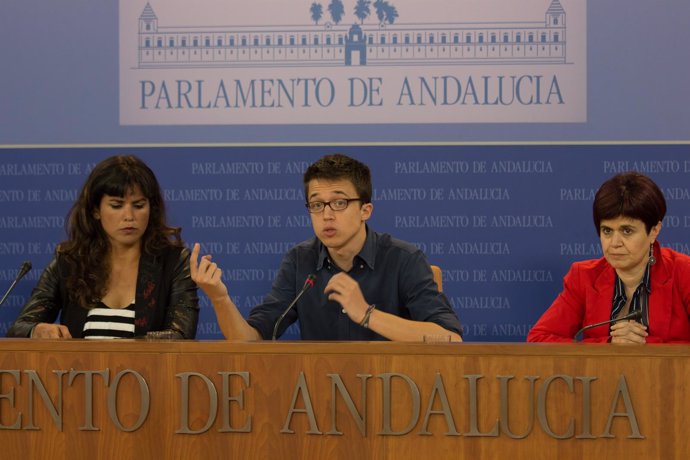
528, 263, 609, 343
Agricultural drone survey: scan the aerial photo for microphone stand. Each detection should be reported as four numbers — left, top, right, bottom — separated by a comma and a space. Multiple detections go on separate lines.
573, 310, 642, 342
272, 275, 316, 341
0, 261, 32, 308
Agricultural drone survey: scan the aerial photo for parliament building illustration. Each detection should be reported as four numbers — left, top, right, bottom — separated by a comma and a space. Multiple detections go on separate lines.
137, 1, 566, 68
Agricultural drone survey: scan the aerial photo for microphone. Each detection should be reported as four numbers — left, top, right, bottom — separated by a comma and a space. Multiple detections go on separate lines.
573, 310, 642, 342
0, 261, 32, 308
272, 274, 316, 341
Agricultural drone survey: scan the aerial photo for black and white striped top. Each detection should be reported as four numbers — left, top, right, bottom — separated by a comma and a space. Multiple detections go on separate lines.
82, 302, 136, 339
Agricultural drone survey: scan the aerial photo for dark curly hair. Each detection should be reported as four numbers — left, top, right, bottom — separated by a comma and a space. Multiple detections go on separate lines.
58, 155, 182, 308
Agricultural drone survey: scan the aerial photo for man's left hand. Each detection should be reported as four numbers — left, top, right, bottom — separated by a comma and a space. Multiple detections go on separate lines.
324, 272, 369, 324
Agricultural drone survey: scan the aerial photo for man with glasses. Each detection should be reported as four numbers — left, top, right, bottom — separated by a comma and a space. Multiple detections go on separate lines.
191, 153, 462, 341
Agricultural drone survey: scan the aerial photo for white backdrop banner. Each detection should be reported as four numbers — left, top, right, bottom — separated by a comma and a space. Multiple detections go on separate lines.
119, 0, 586, 125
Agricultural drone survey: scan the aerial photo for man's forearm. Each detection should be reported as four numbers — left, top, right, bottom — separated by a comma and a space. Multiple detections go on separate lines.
211, 295, 262, 341
366, 309, 462, 342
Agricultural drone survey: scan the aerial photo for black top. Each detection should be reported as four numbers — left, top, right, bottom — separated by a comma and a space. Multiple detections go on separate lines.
247, 227, 462, 340
611, 262, 652, 328
7, 246, 199, 339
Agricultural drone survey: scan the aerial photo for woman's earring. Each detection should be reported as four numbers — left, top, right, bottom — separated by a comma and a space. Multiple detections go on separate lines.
648, 243, 656, 266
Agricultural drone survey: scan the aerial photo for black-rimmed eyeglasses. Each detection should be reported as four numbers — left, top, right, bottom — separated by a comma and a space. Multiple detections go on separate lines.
305, 198, 361, 213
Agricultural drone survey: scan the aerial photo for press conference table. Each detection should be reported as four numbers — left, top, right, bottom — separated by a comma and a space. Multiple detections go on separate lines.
0, 339, 687, 459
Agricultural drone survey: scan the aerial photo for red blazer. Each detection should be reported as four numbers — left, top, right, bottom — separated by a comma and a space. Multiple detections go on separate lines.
528, 243, 690, 343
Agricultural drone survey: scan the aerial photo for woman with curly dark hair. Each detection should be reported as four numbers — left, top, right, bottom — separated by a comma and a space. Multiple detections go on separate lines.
7, 155, 199, 339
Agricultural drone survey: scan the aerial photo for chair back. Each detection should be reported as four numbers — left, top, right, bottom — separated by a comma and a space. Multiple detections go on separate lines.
430, 265, 443, 292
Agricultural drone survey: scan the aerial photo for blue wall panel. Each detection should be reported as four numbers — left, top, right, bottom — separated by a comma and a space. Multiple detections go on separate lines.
1, 144, 688, 340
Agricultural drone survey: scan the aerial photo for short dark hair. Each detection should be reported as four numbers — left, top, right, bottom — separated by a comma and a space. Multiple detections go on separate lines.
303, 154, 372, 203
592, 171, 666, 234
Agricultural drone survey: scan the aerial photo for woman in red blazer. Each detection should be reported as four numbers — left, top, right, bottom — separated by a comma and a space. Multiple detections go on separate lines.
528, 172, 690, 344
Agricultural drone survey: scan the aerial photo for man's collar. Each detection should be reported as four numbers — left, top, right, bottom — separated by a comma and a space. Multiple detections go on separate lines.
316, 226, 376, 271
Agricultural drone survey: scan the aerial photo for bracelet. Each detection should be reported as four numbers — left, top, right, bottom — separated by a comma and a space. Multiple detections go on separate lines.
360, 304, 376, 329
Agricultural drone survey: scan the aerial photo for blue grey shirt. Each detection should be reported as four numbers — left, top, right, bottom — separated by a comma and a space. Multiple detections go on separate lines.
247, 227, 462, 340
